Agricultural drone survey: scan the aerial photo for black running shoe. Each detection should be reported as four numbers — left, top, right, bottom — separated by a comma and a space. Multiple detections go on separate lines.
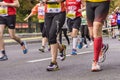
99, 44, 109, 63
39, 46, 45, 52
59, 44, 66, 61
0, 55, 8, 61
46, 62, 59, 71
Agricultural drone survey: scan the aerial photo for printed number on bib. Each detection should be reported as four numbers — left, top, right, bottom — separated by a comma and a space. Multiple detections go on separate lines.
67, 11, 76, 19
38, 6, 45, 16
47, 3, 61, 13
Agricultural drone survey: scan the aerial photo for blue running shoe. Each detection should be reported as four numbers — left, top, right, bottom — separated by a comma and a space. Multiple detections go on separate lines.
77, 38, 84, 49
21, 41, 28, 54
71, 49, 77, 55
77, 42, 83, 49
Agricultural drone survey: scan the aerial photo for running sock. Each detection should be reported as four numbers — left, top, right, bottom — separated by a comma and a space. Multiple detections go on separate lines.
73, 37, 78, 49
0, 50, 6, 55
77, 35, 80, 39
20, 42, 24, 46
93, 37, 102, 62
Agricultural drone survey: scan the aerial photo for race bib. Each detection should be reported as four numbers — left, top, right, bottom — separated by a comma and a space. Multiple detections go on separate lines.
112, 19, 115, 23
38, 6, 45, 16
47, 3, 61, 13
0, 6, 8, 16
67, 11, 76, 19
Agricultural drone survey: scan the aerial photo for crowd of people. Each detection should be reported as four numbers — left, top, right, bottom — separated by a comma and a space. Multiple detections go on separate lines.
1, 0, 120, 72
107, 7, 120, 40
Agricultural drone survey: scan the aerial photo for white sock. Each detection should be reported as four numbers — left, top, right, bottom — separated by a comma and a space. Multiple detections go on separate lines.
73, 37, 78, 49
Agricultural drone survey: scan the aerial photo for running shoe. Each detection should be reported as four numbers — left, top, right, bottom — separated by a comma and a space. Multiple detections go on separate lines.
59, 44, 66, 61
83, 44, 88, 48
39, 46, 45, 52
48, 45, 51, 51
46, 62, 59, 71
91, 63, 102, 72
77, 38, 84, 49
89, 41, 93, 46
48, 48, 51, 51
71, 49, 77, 55
99, 44, 109, 63
21, 41, 28, 54
0, 55, 8, 61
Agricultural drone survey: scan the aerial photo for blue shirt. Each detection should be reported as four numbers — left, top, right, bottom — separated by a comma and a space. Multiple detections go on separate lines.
116, 12, 120, 24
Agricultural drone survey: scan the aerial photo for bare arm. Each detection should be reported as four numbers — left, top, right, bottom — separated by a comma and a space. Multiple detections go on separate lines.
24, 13, 34, 21
114, 7, 119, 13
78, 0, 86, 12
0, 0, 20, 8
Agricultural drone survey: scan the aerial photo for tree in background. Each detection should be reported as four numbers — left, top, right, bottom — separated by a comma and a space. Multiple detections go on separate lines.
110, 0, 120, 13
16, 0, 38, 32
16, 0, 38, 22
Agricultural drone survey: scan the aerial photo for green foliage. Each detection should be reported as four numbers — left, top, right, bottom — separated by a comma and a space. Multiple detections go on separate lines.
16, 0, 38, 22
110, 0, 120, 13
16, 0, 120, 22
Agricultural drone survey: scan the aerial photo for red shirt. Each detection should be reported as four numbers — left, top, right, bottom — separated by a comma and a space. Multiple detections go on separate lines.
66, 0, 82, 18
109, 14, 117, 26
4, 0, 16, 15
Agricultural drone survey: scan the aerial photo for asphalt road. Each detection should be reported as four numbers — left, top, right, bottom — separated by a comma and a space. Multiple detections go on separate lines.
0, 37, 120, 80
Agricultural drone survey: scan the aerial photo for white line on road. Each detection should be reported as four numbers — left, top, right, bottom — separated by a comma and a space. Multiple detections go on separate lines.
27, 51, 93, 63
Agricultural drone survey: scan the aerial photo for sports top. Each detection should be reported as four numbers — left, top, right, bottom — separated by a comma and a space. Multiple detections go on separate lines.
31, 3, 45, 22
4, 0, 16, 15
66, 0, 82, 19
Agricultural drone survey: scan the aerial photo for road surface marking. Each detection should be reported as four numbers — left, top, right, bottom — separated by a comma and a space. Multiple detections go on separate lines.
27, 51, 93, 63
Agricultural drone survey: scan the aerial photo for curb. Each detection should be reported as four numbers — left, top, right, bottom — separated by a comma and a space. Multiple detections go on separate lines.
5, 37, 42, 45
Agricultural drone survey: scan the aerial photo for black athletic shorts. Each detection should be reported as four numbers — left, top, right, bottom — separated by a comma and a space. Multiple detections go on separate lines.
86, 1, 110, 27
37, 22, 44, 33
0, 15, 16, 29
117, 23, 120, 30
67, 17, 81, 32
44, 12, 66, 44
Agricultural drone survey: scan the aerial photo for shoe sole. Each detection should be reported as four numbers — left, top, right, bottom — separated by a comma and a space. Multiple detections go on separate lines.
71, 53, 77, 55
46, 68, 60, 71
91, 69, 102, 72
0, 58, 8, 61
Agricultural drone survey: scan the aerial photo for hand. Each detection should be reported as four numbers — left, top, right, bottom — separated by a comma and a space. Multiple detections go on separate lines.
56, 0, 62, 3
42, 0, 48, 3
78, 9, 82, 12
0, 2, 7, 6
116, 7, 119, 10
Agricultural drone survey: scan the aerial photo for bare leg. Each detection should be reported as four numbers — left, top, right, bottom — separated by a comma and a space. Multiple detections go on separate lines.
0, 25, 5, 57
51, 43, 58, 63
8, 29, 22, 44
8, 29, 28, 54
